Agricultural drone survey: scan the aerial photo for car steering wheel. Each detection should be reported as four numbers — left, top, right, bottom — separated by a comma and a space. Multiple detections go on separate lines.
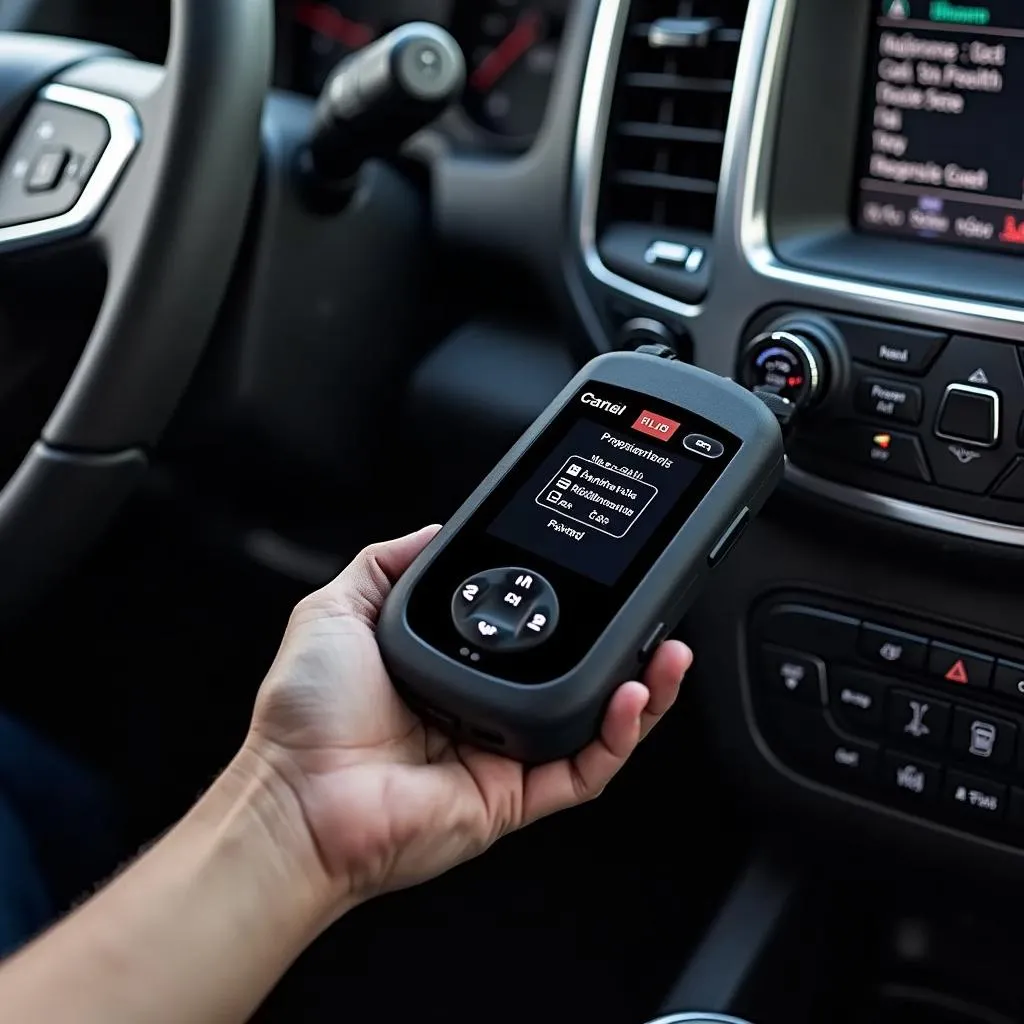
0, 0, 272, 615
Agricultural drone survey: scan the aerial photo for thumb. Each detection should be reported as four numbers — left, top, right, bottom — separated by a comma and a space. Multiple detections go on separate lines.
322, 525, 441, 621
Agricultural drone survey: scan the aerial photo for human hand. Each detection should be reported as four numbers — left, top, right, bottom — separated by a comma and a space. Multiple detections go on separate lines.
246, 526, 692, 917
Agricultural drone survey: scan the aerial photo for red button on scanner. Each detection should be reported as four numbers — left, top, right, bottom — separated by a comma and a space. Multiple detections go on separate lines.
633, 410, 681, 442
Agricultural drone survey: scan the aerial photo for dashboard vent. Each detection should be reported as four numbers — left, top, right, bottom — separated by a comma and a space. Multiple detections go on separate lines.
597, 0, 750, 300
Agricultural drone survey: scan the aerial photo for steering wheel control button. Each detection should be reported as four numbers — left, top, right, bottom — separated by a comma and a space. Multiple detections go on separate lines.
828, 669, 884, 732
451, 568, 558, 651
943, 771, 1006, 824
0, 99, 111, 229
26, 147, 71, 194
951, 708, 1016, 767
761, 646, 825, 706
928, 642, 993, 689
935, 384, 1000, 448
860, 623, 928, 673
854, 377, 924, 426
683, 433, 725, 459
993, 660, 1024, 702
883, 752, 941, 802
831, 315, 947, 375
843, 425, 932, 482
887, 690, 950, 751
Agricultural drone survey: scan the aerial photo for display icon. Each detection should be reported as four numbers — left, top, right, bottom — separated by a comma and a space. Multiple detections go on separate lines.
896, 763, 925, 794
968, 368, 990, 385
556, 477, 572, 490
780, 662, 805, 691
969, 720, 996, 758
547, 490, 564, 503
566, 464, 581, 477
879, 642, 903, 662
884, 0, 908, 17
873, 433, 892, 451
904, 700, 930, 739
945, 658, 969, 685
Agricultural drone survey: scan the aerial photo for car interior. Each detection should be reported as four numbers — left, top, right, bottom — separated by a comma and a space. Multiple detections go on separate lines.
3, 0, 1024, 1021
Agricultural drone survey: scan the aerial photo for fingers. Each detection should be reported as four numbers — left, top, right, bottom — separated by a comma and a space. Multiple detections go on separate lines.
522, 641, 692, 825
522, 681, 648, 825
640, 640, 692, 739
317, 525, 441, 622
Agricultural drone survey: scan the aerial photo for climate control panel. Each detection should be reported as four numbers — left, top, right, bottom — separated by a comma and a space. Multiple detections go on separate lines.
740, 308, 1024, 528
749, 593, 1024, 843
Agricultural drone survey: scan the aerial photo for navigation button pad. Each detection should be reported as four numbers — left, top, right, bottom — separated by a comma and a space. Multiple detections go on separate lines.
451, 568, 560, 652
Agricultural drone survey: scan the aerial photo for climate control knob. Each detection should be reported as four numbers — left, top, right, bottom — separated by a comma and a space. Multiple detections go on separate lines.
741, 319, 845, 413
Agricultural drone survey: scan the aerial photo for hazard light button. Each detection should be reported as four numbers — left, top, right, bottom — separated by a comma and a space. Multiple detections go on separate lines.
927, 641, 994, 690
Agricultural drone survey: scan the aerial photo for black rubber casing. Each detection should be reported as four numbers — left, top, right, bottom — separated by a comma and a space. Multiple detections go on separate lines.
378, 354, 785, 762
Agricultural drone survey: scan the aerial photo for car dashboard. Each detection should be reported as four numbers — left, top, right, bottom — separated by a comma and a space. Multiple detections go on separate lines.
16, 0, 1024, 1005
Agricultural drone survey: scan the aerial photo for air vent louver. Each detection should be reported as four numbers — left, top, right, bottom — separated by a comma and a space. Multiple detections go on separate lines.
597, 0, 750, 300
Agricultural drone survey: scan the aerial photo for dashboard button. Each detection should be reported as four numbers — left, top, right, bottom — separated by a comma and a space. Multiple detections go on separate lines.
831, 316, 946, 375
993, 659, 1024, 702
825, 737, 879, 781
842, 425, 932, 482
761, 604, 860, 662
943, 770, 1006, 824
992, 459, 1024, 502
927, 642, 993, 689
882, 751, 941, 802
829, 668, 885, 732
859, 623, 928, 672
951, 707, 1016, 767
855, 376, 923, 425
935, 384, 1000, 448
887, 689, 950, 750
761, 646, 825, 706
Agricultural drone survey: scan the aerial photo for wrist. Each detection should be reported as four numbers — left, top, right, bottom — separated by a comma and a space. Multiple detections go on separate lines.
204, 741, 353, 926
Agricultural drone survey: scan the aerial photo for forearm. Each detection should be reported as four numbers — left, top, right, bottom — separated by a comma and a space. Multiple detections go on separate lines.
0, 748, 340, 1024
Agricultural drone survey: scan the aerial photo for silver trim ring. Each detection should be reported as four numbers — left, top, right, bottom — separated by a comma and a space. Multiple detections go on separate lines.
0, 83, 140, 254
644, 1016, 756, 1024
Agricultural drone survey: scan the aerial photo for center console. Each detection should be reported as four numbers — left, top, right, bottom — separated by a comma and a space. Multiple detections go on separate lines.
567, 0, 1024, 870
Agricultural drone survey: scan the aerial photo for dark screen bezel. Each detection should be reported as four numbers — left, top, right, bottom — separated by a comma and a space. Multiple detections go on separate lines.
768, 0, 1024, 307
405, 382, 741, 685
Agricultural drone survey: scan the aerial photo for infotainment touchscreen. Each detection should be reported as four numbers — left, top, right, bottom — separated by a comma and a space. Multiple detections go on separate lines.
855, 0, 1024, 256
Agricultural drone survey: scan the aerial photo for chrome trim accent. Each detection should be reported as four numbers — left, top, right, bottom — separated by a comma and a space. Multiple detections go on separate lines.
573, 0, 703, 319
644, 1016, 754, 1024
787, 463, 1024, 546
935, 383, 1001, 448
750, 329, 821, 404
0, 84, 140, 254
